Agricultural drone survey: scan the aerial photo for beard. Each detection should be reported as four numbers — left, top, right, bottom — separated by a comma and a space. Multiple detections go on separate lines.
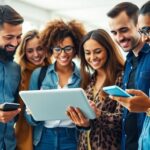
0, 45, 17, 61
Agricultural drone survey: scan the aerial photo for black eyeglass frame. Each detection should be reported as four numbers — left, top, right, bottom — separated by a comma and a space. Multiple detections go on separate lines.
52, 45, 75, 54
139, 26, 150, 36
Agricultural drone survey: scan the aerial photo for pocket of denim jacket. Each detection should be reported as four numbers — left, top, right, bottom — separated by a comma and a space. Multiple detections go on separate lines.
140, 71, 150, 79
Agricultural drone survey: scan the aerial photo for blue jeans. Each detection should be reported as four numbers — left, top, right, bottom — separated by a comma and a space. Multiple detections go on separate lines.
34, 127, 78, 150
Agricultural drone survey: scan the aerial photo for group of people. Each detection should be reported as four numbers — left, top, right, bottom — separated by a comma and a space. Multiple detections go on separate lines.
0, 1, 150, 150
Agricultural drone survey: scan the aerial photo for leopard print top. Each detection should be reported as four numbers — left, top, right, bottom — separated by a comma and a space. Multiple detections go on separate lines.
78, 72, 123, 150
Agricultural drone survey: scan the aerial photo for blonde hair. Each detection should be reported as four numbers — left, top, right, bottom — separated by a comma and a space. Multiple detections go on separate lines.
15, 29, 51, 71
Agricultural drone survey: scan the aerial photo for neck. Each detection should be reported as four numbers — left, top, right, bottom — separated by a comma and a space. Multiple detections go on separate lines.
95, 69, 106, 85
56, 62, 73, 73
132, 37, 144, 57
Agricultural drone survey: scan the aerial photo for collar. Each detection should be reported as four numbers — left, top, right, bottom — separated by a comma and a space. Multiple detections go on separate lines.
47, 61, 80, 78
126, 43, 150, 62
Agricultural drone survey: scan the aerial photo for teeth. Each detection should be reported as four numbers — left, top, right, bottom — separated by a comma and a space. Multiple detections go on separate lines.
6, 46, 15, 51
92, 61, 99, 65
60, 58, 67, 61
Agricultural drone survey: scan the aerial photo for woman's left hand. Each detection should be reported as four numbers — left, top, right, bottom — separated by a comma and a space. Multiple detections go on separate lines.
89, 100, 101, 118
66, 106, 90, 127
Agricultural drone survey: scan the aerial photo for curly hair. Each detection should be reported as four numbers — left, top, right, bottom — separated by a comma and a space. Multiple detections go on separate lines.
40, 19, 86, 56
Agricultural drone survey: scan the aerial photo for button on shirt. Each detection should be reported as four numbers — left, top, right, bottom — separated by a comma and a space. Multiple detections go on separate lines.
122, 43, 150, 150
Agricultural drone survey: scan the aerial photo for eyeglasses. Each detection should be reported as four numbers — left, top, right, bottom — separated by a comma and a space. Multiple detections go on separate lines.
139, 26, 150, 36
52, 45, 74, 54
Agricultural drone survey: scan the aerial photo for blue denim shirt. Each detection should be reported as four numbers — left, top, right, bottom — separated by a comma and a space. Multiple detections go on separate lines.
138, 116, 150, 150
0, 60, 20, 150
26, 62, 81, 146
122, 44, 150, 150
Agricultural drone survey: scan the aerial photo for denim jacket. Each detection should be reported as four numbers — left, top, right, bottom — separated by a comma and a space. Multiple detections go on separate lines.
121, 44, 150, 150
0, 60, 20, 150
26, 62, 81, 146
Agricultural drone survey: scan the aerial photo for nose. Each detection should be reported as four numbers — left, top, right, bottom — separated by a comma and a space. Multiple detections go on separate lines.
59, 50, 66, 56
116, 32, 124, 42
33, 50, 39, 57
141, 34, 150, 43
90, 53, 97, 60
10, 37, 20, 47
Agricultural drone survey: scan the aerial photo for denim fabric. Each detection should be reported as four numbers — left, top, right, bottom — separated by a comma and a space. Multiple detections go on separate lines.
138, 116, 150, 150
121, 43, 150, 150
34, 127, 78, 150
26, 62, 81, 146
0, 60, 21, 150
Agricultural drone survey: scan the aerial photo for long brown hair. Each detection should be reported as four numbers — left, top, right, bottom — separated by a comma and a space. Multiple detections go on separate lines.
80, 29, 124, 89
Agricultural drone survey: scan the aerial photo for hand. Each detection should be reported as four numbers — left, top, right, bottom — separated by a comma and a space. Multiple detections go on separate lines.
110, 89, 150, 112
89, 100, 101, 118
66, 106, 90, 127
26, 107, 32, 115
0, 108, 21, 123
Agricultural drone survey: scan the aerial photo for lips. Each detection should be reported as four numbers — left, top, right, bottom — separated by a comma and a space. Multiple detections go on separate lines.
119, 39, 130, 48
59, 57, 68, 63
6, 45, 16, 52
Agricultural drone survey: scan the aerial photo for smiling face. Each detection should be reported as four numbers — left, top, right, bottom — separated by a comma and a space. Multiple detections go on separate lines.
52, 37, 75, 67
109, 11, 140, 52
25, 37, 46, 66
0, 23, 22, 60
83, 38, 108, 71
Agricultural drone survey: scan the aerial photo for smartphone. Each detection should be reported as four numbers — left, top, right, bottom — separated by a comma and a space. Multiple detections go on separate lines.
103, 85, 132, 97
0, 102, 20, 111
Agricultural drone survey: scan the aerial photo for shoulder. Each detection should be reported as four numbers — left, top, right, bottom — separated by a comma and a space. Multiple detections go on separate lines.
9, 61, 20, 70
73, 62, 80, 76
32, 67, 42, 77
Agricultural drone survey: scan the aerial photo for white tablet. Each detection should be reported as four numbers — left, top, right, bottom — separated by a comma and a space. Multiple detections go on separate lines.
19, 88, 96, 121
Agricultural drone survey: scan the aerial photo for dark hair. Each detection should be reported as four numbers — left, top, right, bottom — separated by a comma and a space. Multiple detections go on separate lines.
0, 5, 24, 27
40, 19, 86, 56
107, 2, 139, 25
80, 29, 124, 89
139, 1, 150, 15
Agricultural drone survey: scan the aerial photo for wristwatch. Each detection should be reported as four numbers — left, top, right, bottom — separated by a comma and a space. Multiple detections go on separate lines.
146, 108, 150, 117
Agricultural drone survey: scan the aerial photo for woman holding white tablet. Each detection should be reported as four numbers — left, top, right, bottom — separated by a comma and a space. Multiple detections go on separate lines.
67, 29, 124, 150
26, 20, 86, 150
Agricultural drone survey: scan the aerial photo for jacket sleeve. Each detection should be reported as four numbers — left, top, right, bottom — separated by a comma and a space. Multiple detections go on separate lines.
24, 67, 43, 126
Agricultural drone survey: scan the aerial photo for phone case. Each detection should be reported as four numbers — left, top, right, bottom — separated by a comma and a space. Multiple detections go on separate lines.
0, 103, 20, 111
103, 85, 132, 97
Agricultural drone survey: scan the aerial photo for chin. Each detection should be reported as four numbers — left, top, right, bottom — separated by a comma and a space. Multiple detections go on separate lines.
33, 62, 42, 66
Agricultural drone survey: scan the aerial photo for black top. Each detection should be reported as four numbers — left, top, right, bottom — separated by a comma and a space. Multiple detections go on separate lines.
125, 55, 139, 150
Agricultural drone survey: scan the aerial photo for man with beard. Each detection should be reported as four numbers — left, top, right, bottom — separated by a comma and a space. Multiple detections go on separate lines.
0, 5, 23, 150
107, 2, 150, 150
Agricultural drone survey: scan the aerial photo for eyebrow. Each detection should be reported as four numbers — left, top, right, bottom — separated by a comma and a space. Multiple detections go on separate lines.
3, 33, 22, 37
